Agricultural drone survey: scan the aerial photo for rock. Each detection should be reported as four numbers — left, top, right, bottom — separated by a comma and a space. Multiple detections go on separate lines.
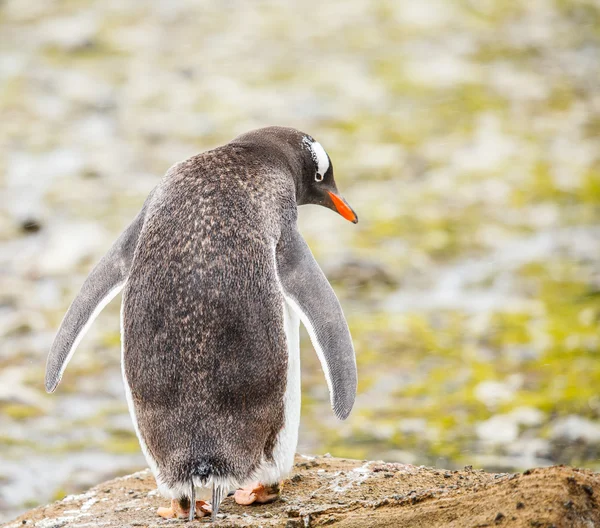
474, 379, 518, 408
3, 455, 600, 528
551, 415, 600, 444
508, 406, 546, 427
476, 414, 520, 445
37, 13, 98, 51
34, 222, 108, 276
397, 417, 427, 435
475, 407, 546, 446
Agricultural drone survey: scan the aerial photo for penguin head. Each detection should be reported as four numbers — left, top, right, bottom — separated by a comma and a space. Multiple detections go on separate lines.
296, 135, 358, 224
233, 127, 358, 224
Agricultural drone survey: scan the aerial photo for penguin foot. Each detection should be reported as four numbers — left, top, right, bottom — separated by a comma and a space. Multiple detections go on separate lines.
157, 499, 212, 519
233, 482, 280, 505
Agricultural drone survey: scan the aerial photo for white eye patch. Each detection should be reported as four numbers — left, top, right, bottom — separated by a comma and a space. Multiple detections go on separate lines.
311, 141, 330, 177
303, 136, 330, 179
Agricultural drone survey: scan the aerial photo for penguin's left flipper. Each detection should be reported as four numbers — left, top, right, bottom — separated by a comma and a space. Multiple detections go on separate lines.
276, 227, 357, 420
45, 193, 154, 393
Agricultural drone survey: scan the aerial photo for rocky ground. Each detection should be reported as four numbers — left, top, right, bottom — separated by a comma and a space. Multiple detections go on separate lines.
1, 0, 600, 523
3, 455, 600, 528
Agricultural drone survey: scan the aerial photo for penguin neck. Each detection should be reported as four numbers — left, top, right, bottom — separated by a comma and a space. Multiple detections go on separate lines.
232, 137, 305, 205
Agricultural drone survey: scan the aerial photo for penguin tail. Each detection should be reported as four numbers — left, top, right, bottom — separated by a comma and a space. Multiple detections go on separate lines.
193, 460, 212, 482
211, 483, 226, 522
190, 459, 226, 521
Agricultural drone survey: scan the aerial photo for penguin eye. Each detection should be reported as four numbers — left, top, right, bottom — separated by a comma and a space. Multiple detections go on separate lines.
315, 172, 324, 182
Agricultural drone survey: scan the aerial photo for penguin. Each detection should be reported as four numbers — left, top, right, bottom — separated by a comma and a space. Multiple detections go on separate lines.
45, 126, 358, 521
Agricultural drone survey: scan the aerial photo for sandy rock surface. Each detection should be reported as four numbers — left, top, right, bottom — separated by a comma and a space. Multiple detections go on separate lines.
3, 455, 599, 528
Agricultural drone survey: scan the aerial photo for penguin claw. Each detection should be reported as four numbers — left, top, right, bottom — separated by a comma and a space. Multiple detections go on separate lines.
196, 501, 212, 517
196, 500, 212, 516
157, 499, 211, 519
157, 503, 178, 519
234, 482, 280, 505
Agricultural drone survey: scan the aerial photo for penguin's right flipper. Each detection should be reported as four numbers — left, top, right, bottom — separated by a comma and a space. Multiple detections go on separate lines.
45, 195, 153, 393
276, 227, 357, 420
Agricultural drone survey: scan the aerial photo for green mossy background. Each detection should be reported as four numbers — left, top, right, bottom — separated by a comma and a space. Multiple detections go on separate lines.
1, 0, 599, 523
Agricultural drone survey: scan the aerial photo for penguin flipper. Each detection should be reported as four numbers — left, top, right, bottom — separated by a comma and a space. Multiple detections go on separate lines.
45, 196, 152, 393
276, 228, 357, 420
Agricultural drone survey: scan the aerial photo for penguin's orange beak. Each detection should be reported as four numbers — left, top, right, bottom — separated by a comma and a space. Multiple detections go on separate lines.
327, 191, 358, 224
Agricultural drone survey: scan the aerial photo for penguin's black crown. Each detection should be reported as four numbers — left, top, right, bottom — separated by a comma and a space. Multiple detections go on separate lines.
232, 126, 358, 224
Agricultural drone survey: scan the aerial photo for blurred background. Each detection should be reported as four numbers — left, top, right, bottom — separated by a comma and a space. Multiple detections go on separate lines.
1, 0, 600, 522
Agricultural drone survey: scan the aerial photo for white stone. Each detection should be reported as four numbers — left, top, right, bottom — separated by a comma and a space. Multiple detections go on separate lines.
38, 14, 98, 50
550, 416, 600, 444
475, 415, 519, 445
474, 381, 516, 408
398, 418, 427, 435
451, 114, 517, 172
508, 407, 545, 427
35, 222, 108, 276
392, 0, 455, 28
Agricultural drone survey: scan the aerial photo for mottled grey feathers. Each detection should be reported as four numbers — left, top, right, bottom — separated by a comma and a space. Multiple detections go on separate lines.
45, 126, 357, 500
122, 146, 289, 487
45, 192, 153, 393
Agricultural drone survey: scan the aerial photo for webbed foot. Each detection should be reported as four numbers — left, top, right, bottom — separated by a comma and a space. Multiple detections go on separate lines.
157, 499, 212, 519
233, 482, 280, 505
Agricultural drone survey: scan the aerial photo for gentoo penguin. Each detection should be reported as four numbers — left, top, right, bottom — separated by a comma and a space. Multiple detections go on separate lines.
45, 126, 358, 521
